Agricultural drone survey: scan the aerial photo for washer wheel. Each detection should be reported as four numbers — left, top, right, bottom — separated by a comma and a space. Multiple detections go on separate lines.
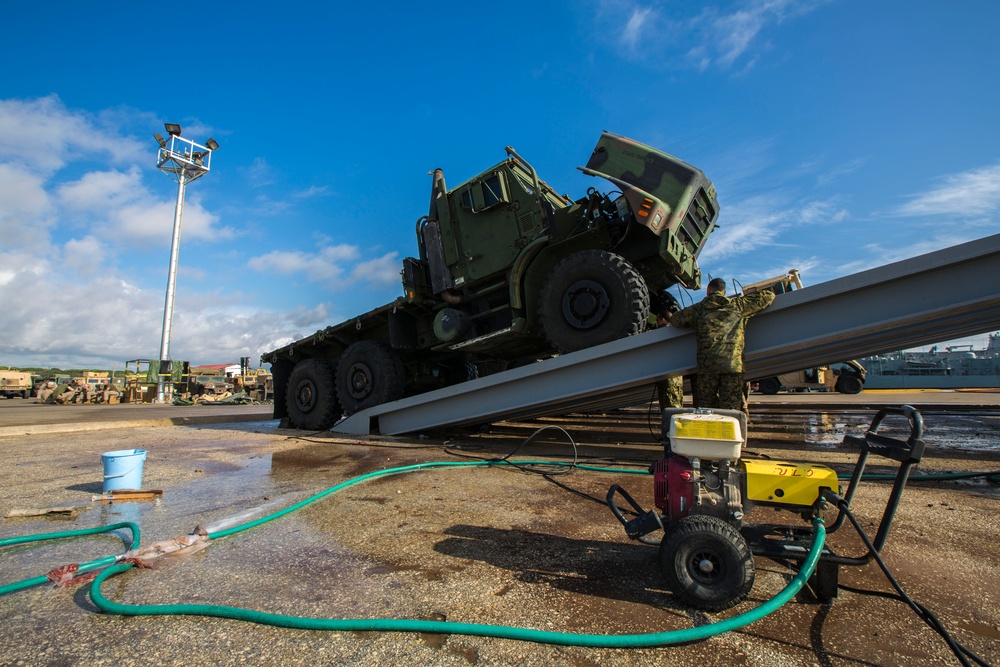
660, 515, 755, 611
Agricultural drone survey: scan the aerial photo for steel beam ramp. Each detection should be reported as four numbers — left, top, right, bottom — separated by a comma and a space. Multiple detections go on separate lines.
333, 232, 1000, 435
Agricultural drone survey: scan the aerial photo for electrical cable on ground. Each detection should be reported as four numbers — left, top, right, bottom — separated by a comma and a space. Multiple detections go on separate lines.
831, 496, 994, 667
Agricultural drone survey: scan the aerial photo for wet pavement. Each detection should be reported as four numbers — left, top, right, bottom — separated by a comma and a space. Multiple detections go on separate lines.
0, 393, 997, 666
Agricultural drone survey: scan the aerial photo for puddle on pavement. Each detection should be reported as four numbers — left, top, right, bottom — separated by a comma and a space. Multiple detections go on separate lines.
195, 419, 281, 433
752, 411, 874, 449
752, 410, 1000, 454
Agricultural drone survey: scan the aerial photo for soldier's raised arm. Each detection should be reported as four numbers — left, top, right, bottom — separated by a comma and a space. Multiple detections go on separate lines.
739, 289, 775, 316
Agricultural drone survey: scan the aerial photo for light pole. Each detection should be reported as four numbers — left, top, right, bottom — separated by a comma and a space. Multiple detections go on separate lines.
153, 124, 219, 403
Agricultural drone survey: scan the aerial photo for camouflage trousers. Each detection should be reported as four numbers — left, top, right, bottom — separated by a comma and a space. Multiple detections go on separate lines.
695, 372, 749, 416
656, 376, 684, 411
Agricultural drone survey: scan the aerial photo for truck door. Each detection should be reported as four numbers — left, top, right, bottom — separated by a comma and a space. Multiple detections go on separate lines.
455, 171, 524, 282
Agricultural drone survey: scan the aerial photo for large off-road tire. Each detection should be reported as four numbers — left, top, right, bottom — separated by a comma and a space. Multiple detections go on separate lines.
757, 377, 781, 395
660, 515, 755, 612
285, 358, 340, 430
835, 373, 864, 395
538, 250, 649, 353
336, 341, 405, 415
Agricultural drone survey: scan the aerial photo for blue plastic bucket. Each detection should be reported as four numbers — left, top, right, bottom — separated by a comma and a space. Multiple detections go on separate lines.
101, 449, 147, 493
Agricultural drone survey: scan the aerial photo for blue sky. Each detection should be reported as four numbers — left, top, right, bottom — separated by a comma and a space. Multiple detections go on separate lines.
2, 0, 998, 369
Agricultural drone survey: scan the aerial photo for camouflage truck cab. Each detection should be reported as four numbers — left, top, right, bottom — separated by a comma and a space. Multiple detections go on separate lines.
264, 133, 719, 429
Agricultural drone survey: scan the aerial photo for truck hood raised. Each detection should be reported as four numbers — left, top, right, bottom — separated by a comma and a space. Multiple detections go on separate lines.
578, 131, 715, 237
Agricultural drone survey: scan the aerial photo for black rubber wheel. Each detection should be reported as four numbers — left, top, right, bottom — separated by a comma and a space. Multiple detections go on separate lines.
757, 377, 781, 395
336, 341, 405, 415
285, 358, 340, 430
660, 515, 755, 612
835, 373, 864, 394
538, 250, 649, 353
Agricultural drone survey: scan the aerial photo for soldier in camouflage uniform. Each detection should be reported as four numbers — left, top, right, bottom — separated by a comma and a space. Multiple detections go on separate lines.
650, 290, 685, 410
670, 277, 775, 416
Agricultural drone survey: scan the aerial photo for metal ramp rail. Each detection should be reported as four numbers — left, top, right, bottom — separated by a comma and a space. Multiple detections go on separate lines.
333, 232, 1000, 435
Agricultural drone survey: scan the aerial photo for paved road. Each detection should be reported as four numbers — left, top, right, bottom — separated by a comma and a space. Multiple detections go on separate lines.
0, 398, 274, 436
1, 389, 997, 438
1, 395, 997, 666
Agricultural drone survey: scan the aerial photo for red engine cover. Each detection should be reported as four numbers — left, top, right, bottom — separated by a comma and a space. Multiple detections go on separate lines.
653, 456, 695, 522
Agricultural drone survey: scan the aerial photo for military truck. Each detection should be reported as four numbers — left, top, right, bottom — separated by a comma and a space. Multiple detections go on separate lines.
0, 370, 33, 399
263, 132, 719, 429
753, 361, 867, 395
742, 270, 866, 395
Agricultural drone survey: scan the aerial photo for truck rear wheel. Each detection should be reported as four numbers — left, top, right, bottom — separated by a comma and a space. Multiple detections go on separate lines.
337, 341, 405, 415
286, 358, 340, 430
835, 373, 864, 394
757, 377, 781, 395
538, 250, 649, 353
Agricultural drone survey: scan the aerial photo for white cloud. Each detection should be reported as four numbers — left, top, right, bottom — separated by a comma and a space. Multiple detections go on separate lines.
837, 232, 987, 279
0, 95, 252, 369
244, 157, 276, 187
247, 245, 400, 291
700, 194, 848, 262
0, 162, 54, 250
894, 162, 1000, 218
601, 0, 827, 71
248, 244, 359, 279
114, 196, 233, 242
63, 236, 108, 275
348, 252, 404, 287
293, 185, 330, 199
815, 157, 868, 187
52, 166, 234, 243
699, 5, 769, 68
622, 6, 655, 50
57, 166, 144, 211
0, 95, 145, 173
0, 245, 337, 368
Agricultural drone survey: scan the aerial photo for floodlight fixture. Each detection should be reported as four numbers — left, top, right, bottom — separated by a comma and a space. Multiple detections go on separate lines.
152, 126, 218, 403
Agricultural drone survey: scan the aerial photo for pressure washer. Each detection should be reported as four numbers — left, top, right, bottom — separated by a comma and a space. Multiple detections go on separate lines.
607, 404, 926, 611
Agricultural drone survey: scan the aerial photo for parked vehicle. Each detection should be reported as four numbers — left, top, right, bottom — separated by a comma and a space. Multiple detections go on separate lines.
753, 361, 867, 395
742, 270, 866, 394
0, 370, 33, 398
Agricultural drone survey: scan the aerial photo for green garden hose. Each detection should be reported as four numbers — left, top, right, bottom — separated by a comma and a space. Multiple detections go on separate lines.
84, 460, 826, 648
0, 522, 139, 596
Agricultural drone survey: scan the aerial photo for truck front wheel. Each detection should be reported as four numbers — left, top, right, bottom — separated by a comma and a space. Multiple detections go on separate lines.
286, 358, 340, 430
337, 341, 405, 415
538, 250, 649, 353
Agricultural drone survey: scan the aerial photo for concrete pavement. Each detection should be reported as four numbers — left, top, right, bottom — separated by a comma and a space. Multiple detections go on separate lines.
0, 388, 996, 439
0, 398, 275, 437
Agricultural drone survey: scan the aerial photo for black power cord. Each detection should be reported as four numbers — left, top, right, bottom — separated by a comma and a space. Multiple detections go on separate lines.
834, 498, 994, 667
444, 424, 581, 477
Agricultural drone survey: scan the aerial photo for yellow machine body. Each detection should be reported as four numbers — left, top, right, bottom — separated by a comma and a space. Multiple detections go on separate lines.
741, 459, 839, 507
